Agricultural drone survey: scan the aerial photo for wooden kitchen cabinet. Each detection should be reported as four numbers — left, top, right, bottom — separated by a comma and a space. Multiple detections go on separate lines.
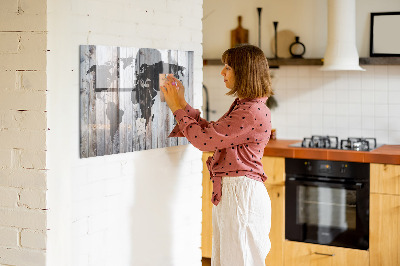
264, 184, 285, 266
284, 241, 369, 266
201, 154, 286, 266
261, 156, 285, 266
370, 163, 400, 195
202, 152, 213, 258
261, 156, 285, 186
370, 193, 400, 266
370, 163, 400, 266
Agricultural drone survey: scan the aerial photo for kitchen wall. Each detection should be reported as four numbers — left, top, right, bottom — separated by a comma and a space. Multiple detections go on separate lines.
46, 1, 203, 266
203, 0, 400, 144
271, 65, 400, 144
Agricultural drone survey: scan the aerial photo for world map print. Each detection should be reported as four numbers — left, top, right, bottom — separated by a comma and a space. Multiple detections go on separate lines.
80, 45, 194, 158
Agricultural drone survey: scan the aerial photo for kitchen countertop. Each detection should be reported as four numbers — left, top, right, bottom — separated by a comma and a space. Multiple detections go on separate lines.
263, 139, 400, 165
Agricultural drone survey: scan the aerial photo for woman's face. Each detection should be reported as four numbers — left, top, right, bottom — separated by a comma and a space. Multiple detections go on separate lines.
220, 64, 235, 89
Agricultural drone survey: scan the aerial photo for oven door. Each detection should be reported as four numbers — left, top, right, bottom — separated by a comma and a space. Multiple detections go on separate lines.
285, 177, 369, 250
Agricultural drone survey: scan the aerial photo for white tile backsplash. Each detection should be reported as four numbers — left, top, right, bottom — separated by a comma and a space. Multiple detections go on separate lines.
374, 77, 388, 91
388, 65, 400, 75
375, 117, 389, 129
285, 66, 298, 77
311, 77, 324, 90
361, 104, 375, 117
298, 67, 312, 78
389, 117, 400, 131
298, 77, 311, 89
286, 77, 299, 89
336, 103, 349, 116
375, 104, 389, 117
362, 116, 375, 130
374, 90, 388, 104
349, 128, 363, 137
348, 90, 362, 103
375, 130, 389, 144
336, 115, 348, 129
389, 131, 400, 143
389, 104, 400, 117
336, 90, 349, 103
348, 103, 362, 116
323, 103, 336, 116
204, 65, 400, 144
335, 73, 349, 90
269, 65, 400, 144
374, 65, 388, 77
362, 90, 375, 103
388, 91, 400, 104
388, 76, 400, 91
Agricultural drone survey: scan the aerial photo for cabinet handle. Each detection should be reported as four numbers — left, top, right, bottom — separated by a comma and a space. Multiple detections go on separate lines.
314, 252, 335, 257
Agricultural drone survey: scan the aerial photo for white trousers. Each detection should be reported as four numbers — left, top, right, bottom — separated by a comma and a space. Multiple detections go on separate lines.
212, 176, 271, 266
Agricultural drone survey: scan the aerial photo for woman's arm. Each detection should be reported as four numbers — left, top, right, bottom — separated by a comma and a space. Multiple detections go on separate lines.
161, 76, 211, 137
172, 106, 257, 152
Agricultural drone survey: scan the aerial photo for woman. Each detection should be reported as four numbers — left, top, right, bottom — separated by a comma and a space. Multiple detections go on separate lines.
161, 44, 273, 266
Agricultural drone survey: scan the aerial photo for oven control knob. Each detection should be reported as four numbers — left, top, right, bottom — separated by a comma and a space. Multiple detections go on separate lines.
304, 161, 312, 171
340, 164, 347, 174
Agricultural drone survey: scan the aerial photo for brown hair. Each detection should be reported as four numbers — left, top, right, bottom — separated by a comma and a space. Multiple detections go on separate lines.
221, 44, 273, 99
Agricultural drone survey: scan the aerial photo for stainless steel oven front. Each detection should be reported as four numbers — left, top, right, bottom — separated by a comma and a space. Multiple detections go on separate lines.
285, 158, 369, 250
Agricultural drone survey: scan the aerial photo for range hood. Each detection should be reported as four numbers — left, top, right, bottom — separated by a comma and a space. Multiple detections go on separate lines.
320, 0, 365, 71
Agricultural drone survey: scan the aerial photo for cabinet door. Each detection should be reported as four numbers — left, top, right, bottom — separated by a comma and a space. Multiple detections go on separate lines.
202, 152, 213, 258
284, 241, 369, 266
264, 185, 284, 266
370, 193, 400, 266
370, 163, 400, 195
261, 156, 285, 185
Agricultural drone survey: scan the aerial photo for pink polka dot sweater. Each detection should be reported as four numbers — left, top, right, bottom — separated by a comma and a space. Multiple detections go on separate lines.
168, 97, 272, 206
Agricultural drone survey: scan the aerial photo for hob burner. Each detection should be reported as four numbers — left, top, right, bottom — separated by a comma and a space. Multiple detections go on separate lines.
340, 137, 377, 151
291, 136, 379, 151
301, 135, 339, 149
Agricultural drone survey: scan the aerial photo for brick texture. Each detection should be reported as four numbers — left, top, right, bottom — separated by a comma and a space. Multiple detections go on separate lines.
0, 227, 19, 247
0, 208, 46, 230
0, 187, 19, 208
19, 189, 47, 209
0, 247, 46, 266
21, 229, 46, 249
0, 0, 47, 264
0, 169, 47, 189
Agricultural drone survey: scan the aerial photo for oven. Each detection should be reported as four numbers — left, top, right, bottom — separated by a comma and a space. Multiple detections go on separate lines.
285, 158, 370, 250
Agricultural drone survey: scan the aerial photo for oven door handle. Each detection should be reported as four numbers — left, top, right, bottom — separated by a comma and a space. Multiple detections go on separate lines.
287, 177, 364, 189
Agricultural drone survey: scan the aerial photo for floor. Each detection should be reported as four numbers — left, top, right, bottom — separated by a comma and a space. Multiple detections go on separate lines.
202, 257, 211, 266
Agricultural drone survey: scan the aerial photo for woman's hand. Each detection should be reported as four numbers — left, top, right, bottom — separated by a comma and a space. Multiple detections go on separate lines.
160, 76, 185, 113
173, 77, 187, 108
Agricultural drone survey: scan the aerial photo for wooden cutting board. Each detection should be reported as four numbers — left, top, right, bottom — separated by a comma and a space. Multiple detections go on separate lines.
231, 16, 249, 48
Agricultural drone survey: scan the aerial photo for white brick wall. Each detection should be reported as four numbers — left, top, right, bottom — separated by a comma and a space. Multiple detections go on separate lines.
0, 0, 48, 265
21, 229, 47, 250
0, 227, 19, 247
46, 1, 203, 266
0, 187, 19, 208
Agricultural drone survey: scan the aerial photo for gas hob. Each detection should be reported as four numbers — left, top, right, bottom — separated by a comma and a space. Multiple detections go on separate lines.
289, 135, 382, 151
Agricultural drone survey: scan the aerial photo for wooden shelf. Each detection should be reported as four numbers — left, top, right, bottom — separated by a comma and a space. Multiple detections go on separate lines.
203, 57, 400, 67
359, 57, 400, 65
203, 58, 323, 67
268, 58, 322, 67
